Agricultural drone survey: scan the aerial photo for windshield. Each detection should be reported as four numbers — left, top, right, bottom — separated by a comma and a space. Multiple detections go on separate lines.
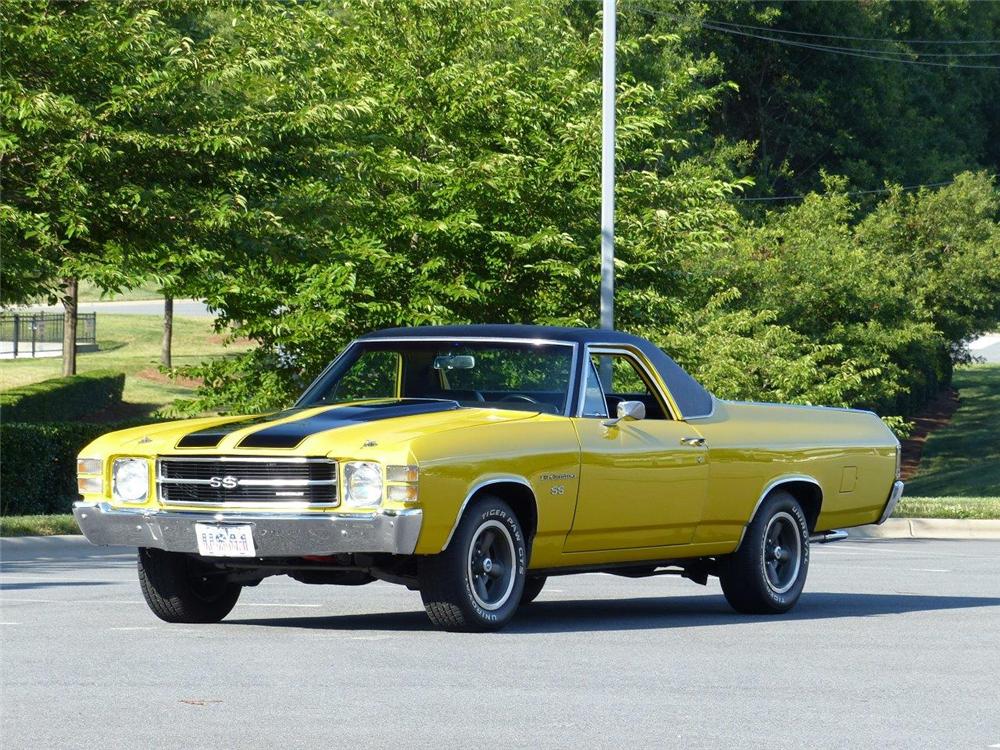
298, 340, 575, 415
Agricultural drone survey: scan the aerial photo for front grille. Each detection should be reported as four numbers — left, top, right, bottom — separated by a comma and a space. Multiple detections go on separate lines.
157, 456, 338, 508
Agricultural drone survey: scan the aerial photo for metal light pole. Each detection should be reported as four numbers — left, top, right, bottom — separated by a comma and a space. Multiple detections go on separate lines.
599, 0, 615, 333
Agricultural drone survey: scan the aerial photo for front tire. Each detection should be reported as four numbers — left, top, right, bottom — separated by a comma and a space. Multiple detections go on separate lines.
520, 575, 547, 605
138, 548, 242, 623
719, 490, 810, 614
418, 495, 527, 631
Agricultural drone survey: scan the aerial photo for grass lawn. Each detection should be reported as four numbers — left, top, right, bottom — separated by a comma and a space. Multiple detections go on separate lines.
905, 364, 1000, 497
27, 279, 164, 303
896, 497, 1000, 520
0, 514, 79, 536
0, 314, 248, 413
77, 279, 164, 302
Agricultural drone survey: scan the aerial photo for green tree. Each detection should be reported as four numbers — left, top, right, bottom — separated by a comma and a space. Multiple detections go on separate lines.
858, 172, 1000, 349
0, 1, 274, 373
711, 172, 999, 422
177, 0, 755, 413
678, 0, 1000, 200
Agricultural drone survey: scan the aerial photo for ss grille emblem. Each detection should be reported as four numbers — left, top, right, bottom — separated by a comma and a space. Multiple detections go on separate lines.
209, 475, 239, 489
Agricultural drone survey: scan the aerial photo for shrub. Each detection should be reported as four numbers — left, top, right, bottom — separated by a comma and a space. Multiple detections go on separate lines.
0, 420, 154, 515
710, 173, 999, 424
0, 370, 125, 422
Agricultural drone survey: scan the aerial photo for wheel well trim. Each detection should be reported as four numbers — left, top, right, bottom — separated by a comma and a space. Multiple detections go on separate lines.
736, 474, 823, 550
441, 475, 536, 551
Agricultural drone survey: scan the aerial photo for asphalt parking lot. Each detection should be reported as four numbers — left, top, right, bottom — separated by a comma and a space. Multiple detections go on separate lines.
2, 536, 998, 749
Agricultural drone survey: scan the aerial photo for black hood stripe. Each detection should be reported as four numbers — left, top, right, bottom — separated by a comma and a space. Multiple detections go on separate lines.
175, 409, 303, 448
236, 399, 460, 449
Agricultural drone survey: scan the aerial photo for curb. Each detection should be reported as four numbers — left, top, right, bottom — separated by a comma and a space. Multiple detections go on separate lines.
0, 533, 84, 544
849, 518, 1000, 540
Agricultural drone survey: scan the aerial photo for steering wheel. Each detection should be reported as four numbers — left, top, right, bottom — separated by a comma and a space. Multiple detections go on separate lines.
499, 394, 541, 404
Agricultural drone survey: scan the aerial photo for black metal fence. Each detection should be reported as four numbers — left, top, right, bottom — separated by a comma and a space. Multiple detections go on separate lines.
0, 312, 97, 358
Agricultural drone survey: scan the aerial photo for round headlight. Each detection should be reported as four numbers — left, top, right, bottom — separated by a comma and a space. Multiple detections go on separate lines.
112, 458, 149, 503
344, 462, 383, 507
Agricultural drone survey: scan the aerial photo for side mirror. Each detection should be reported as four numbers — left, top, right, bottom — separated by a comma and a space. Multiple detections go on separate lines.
602, 400, 646, 428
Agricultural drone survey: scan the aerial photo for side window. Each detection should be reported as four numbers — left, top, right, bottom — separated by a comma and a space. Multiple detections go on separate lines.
588, 351, 671, 420
328, 351, 400, 403
580, 359, 609, 418
611, 356, 649, 395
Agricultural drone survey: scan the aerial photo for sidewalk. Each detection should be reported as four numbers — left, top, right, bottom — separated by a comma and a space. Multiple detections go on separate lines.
850, 518, 1000, 540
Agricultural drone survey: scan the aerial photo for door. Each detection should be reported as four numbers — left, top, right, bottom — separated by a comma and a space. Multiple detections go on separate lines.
564, 348, 709, 552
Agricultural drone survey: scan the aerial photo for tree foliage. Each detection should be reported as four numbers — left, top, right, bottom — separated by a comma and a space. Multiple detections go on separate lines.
0, 0, 280, 304
176, 0, 754, 411
682, 0, 1000, 200
2, 0, 998, 431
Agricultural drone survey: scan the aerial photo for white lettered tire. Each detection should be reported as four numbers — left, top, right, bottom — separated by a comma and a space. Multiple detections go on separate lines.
418, 495, 527, 632
718, 490, 810, 614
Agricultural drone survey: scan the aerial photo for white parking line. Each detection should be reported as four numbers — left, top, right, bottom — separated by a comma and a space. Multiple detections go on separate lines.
830, 544, 908, 554
0, 575, 127, 582
3, 596, 146, 604
2, 597, 321, 608
109, 626, 159, 631
811, 549, 870, 556
826, 544, 995, 560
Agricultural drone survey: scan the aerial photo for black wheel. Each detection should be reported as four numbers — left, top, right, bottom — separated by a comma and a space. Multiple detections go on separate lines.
418, 495, 527, 631
718, 490, 810, 614
138, 548, 242, 623
520, 575, 547, 605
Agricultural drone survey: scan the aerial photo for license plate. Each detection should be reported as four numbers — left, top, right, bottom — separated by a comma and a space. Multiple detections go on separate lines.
194, 523, 256, 557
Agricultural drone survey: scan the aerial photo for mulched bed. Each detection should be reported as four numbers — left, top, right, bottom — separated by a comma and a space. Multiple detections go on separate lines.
900, 388, 960, 480
135, 367, 203, 388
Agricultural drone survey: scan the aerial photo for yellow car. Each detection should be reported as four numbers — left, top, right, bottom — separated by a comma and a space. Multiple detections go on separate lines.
74, 325, 903, 631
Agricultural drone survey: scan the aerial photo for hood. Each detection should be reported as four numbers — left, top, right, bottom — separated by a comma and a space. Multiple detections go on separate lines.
83, 400, 539, 457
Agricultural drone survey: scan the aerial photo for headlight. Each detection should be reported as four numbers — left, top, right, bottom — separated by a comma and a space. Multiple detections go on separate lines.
112, 458, 149, 503
343, 461, 383, 508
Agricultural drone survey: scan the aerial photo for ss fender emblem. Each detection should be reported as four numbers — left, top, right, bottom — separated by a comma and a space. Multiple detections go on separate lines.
550, 485, 565, 496
209, 475, 239, 489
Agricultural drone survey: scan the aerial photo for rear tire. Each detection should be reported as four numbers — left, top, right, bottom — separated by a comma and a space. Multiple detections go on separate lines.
719, 490, 810, 614
418, 495, 527, 632
138, 548, 242, 623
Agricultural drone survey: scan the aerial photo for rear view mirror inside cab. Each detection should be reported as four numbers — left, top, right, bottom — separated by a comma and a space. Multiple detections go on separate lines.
433, 354, 476, 371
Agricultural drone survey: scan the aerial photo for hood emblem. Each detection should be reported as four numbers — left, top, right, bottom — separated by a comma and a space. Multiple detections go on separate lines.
362, 439, 378, 448
138, 436, 152, 444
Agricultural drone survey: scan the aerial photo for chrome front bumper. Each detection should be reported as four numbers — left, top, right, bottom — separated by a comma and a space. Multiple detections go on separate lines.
877, 480, 905, 525
73, 502, 422, 557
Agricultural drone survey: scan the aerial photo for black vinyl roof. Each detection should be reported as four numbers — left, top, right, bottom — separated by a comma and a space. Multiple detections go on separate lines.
360, 324, 649, 346
359, 325, 715, 418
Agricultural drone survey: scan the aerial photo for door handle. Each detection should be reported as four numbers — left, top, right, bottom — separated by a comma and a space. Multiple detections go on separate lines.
680, 436, 706, 447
